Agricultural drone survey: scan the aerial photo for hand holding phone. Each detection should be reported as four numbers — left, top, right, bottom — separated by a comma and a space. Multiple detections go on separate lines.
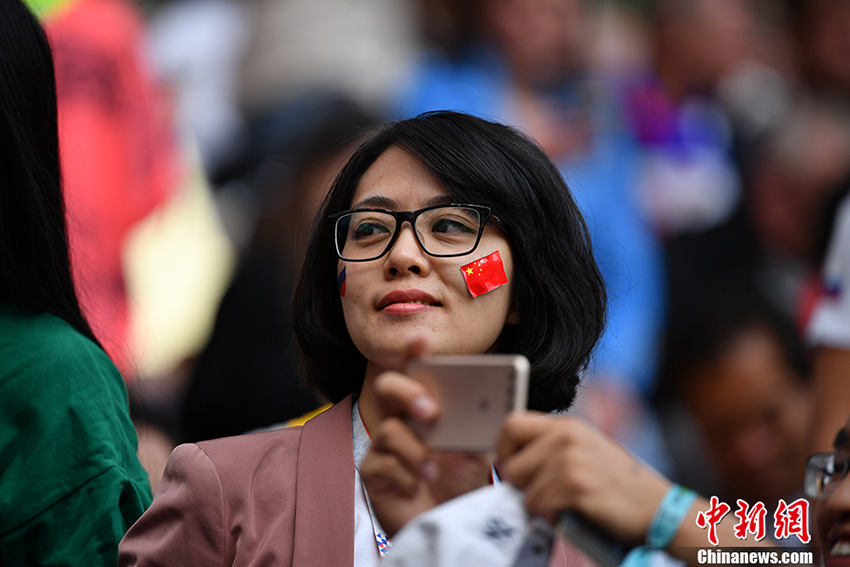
405, 354, 530, 452
360, 355, 528, 536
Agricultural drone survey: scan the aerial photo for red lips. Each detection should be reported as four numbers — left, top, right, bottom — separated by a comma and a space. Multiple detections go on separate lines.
377, 290, 440, 310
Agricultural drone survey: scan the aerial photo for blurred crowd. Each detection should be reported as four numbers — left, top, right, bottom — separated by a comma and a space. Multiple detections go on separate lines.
35, 0, 850, 506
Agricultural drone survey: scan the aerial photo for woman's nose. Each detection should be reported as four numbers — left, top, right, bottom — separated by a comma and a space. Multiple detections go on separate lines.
384, 223, 431, 276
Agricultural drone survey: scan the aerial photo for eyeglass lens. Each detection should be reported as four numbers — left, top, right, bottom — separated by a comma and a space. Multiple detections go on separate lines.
335, 206, 482, 261
805, 452, 850, 498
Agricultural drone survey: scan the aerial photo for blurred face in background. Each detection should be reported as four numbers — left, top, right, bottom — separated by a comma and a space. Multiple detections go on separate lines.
693, 0, 754, 83
654, 0, 755, 97
681, 326, 812, 503
482, 0, 587, 84
802, 0, 850, 91
747, 104, 850, 259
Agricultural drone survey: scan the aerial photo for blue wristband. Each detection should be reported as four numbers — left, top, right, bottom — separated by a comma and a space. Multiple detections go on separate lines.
646, 484, 697, 549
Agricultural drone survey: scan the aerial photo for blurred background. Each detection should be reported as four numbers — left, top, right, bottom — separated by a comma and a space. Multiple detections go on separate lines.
26, 0, 850, 502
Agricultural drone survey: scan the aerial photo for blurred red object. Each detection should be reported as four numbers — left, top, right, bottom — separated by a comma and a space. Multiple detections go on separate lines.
44, 0, 177, 377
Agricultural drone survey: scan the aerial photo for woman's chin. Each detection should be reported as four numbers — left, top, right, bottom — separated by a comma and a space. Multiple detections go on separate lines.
359, 334, 434, 366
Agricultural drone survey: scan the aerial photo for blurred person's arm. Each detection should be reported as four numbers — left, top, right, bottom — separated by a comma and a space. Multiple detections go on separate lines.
497, 413, 776, 567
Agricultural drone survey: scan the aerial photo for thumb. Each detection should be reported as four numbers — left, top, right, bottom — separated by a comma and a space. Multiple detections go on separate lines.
382, 335, 429, 372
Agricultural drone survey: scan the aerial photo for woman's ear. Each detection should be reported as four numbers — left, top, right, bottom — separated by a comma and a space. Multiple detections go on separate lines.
507, 308, 519, 325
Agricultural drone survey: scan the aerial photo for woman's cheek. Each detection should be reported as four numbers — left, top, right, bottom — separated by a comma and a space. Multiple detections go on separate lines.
339, 262, 367, 303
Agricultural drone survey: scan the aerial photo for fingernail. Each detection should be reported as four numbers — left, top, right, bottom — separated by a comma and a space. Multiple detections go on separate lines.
420, 460, 439, 481
411, 395, 437, 420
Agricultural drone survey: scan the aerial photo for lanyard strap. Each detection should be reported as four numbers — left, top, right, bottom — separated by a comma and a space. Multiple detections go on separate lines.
352, 401, 500, 558
352, 401, 393, 558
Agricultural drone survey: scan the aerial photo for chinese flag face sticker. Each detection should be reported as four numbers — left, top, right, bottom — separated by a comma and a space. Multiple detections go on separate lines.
460, 251, 509, 298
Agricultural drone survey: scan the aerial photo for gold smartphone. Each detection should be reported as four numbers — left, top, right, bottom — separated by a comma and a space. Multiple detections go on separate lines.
405, 354, 530, 453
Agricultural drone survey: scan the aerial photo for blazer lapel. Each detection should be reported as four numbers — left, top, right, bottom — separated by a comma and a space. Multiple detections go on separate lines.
293, 395, 355, 566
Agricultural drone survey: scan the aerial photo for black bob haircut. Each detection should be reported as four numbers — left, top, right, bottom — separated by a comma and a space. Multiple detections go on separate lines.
293, 111, 607, 412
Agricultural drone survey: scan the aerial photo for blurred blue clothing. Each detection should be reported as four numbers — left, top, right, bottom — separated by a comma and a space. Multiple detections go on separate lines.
397, 47, 511, 122
561, 131, 666, 394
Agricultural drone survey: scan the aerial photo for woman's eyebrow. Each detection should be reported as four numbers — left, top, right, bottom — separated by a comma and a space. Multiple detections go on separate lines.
352, 196, 398, 209
425, 195, 455, 207
351, 194, 455, 210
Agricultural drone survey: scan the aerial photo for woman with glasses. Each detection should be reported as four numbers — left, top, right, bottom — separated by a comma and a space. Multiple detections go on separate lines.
120, 111, 769, 566
120, 110, 606, 565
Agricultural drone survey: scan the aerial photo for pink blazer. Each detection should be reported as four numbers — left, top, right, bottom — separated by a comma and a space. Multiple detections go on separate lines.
119, 395, 593, 566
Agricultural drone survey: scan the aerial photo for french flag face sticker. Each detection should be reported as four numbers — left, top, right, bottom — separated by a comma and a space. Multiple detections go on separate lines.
460, 251, 509, 298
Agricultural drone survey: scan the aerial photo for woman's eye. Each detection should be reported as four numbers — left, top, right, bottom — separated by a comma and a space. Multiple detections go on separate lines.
431, 218, 474, 234
352, 221, 391, 240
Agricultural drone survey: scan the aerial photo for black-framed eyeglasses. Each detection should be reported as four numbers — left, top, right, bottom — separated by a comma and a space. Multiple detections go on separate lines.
805, 452, 850, 498
329, 204, 497, 262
